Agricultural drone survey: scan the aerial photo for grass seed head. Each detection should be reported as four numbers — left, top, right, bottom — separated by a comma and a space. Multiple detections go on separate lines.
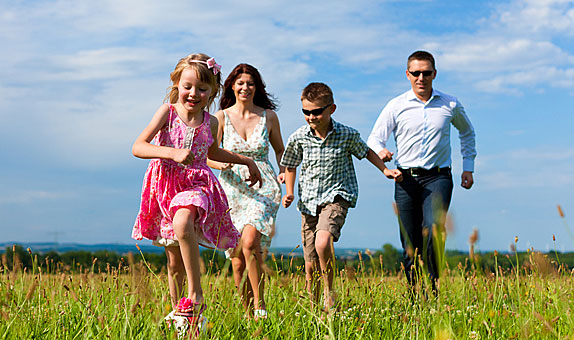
557, 205, 565, 218
25, 280, 38, 301
469, 228, 479, 246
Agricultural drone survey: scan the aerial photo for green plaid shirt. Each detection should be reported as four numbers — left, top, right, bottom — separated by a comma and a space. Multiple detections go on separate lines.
281, 119, 370, 216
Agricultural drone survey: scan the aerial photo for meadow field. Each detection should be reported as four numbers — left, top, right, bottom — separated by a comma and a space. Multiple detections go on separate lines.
1, 245, 573, 340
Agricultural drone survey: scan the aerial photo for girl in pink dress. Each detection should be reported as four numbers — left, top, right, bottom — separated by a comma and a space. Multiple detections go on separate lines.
132, 53, 261, 333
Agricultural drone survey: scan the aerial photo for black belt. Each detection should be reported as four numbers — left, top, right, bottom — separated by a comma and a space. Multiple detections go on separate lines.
399, 167, 451, 177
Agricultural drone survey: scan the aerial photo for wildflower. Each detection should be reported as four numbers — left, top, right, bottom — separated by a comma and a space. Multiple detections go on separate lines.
469, 331, 479, 339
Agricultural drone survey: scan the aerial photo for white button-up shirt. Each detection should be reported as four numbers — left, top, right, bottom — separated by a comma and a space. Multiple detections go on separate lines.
367, 89, 476, 172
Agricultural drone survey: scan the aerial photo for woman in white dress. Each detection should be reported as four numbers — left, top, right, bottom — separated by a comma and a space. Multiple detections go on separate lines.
208, 64, 285, 319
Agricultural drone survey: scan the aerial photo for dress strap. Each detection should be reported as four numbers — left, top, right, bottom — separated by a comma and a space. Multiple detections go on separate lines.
167, 103, 175, 131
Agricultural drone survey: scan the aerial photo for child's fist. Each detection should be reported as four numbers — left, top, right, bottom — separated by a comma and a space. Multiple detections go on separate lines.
384, 168, 403, 182
282, 194, 294, 208
172, 148, 195, 165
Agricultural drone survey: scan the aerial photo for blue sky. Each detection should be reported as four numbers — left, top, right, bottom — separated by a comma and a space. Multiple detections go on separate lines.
1, 0, 573, 253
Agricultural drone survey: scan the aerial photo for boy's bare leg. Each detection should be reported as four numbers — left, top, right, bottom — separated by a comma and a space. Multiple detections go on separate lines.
305, 260, 321, 304
315, 230, 335, 309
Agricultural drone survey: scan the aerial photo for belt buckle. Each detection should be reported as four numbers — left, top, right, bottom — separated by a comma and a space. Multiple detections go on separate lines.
410, 168, 419, 177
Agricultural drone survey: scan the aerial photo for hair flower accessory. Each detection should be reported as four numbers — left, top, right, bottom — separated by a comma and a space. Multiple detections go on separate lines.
205, 58, 221, 75
189, 57, 222, 75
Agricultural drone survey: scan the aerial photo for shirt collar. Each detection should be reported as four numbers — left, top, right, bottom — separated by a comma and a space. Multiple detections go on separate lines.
305, 118, 338, 137
407, 89, 440, 103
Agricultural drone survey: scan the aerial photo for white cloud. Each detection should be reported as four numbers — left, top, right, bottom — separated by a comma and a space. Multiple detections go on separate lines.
494, 0, 574, 36
1, 0, 572, 168
0, 190, 72, 204
426, 0, 574, 94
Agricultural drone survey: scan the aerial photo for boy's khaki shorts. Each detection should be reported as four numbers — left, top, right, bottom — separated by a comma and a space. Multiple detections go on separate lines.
301, 196, 350, 262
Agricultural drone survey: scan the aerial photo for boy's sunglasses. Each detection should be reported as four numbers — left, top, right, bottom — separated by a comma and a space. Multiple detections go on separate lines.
302, 104, 331, 116
408, 70, 434, 77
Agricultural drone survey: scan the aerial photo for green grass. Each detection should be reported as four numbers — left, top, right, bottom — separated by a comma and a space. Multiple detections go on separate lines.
1, 253, 573, 339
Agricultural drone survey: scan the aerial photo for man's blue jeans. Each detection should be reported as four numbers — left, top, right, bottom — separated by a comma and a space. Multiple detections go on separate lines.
394, 168, 453, 286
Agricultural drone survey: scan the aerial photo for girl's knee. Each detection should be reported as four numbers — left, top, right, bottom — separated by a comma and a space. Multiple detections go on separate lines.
173, 208, 198, 240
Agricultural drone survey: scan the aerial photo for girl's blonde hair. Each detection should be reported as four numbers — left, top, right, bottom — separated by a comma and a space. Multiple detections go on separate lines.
165, 53, 222, 110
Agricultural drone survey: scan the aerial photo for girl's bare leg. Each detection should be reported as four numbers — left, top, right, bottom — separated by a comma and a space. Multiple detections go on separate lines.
165, 247, 185, 308
172, 207, 203, 303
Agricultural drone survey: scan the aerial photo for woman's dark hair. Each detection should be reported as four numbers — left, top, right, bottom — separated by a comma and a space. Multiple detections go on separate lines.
219, 63, 278, 110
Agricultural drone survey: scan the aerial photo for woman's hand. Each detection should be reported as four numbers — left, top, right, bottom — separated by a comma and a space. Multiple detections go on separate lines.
276, 172, 285, 184
246, 160, 263, 188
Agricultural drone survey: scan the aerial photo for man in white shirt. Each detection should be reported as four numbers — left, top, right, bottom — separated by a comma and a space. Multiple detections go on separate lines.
367, 51, 476, 292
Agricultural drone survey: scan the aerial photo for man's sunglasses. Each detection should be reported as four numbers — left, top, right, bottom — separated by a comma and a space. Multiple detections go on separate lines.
408, 70, 434, 77
302, 104, 331, 116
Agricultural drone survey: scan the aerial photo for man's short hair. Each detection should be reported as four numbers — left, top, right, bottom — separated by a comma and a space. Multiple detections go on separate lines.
301, 82, 334, 105
407, 51, 436, 70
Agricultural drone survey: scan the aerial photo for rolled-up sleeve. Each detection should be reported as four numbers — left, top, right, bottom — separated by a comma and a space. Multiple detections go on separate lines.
367, 103, 395, 154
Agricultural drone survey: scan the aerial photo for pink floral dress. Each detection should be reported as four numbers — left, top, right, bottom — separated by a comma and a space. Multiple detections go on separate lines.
132, 104, 240, 249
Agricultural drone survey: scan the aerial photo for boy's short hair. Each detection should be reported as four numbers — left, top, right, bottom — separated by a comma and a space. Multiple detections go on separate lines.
407, 50, 436, 70
301, 82, 334, 106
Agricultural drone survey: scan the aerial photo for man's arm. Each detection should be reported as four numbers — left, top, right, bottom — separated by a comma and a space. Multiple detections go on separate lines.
366, 149, 402, 182
452, 100, 477, 190
367, 103, 396, 161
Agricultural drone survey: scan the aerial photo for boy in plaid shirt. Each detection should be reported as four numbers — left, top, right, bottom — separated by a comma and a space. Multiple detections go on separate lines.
281, 82, 402, 309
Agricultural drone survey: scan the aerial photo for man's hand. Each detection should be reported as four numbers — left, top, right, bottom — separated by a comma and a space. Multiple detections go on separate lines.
378, 148, 394, 162
461, 171, 474, 189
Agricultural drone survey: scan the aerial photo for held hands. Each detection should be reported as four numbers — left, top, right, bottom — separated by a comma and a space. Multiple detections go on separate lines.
276, 172, 286, 184
246, 160, 263, 188
220, 163, 234, 171
172, 148, 195, 165
383, 168, 403, 182
282, 194, 294, 208
378, 148, 394, 162
461, 171, 474, 189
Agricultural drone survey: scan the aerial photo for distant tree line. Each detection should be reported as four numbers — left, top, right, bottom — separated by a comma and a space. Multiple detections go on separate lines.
2, 244, 573, 276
